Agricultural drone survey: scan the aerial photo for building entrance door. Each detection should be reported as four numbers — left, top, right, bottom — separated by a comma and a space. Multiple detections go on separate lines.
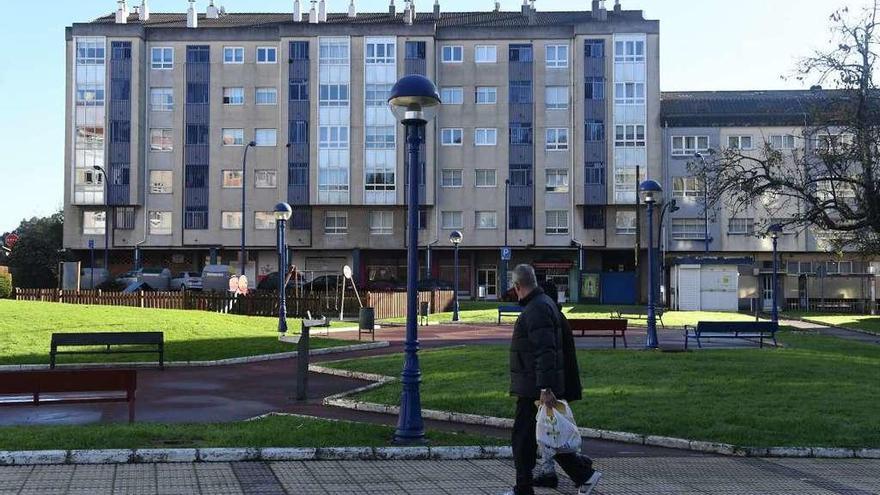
477, 267, 498, 299
762, 274, 775, 311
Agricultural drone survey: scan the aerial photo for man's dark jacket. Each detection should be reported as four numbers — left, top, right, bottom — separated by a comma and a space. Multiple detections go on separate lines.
509, 288, 565, 399
558, 311, 583, 402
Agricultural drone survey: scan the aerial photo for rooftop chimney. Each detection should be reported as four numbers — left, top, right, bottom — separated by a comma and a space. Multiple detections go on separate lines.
613, 0, 621, 11
115, 0, 128, 24
528, 0, 536, 24
348, 0, 356, 17
433, 0, 440, 18
294, 0, 302, 21
319, 0, 327, 21
592, 0, 607, 20
521, 0, 529, 15
206, 0, 220, 19
389, 0, 396, 14
494, 0, 500, 11
404, 0, 413, 24
309, 0, 318, 23
140, 0, 149, 20
187, 0, 198, 28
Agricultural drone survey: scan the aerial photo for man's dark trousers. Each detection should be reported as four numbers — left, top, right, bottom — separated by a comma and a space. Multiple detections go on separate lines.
512, 397, 539, 493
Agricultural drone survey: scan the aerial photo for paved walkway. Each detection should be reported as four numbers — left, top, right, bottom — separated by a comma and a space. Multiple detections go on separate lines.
779, 318, 880, 345
2, 457, 878, 494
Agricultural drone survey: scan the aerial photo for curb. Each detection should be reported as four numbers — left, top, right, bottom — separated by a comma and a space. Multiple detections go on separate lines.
314, 363, 877, 459
0, 445, 513, 466
0, 341, 390, 371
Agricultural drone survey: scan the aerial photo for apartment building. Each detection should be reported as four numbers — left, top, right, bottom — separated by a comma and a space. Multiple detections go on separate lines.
64, 0, 661, 301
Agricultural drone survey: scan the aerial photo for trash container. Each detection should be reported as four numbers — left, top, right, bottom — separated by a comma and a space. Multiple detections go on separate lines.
419, 301, 430, 325
478, 286, 487, 299
359, 307, 375, 341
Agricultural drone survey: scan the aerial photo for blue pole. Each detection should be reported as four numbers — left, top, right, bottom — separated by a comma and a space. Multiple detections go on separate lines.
453, 243, 460, 321
240, 142, 254, 277
90, 243, 95, 289
501, 179, 509, 300
278, 217, 288, 333
646, 200, 658, 349
772, 236, 779, 323
395, 117, 425, 442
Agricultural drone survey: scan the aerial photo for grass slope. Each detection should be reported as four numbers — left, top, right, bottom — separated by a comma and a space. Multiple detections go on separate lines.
0, 300, 351, 365
327, 333, 880, 448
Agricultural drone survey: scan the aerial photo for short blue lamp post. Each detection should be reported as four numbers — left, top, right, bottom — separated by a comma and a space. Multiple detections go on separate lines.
274, 202, 293, 334
388, 74, 441, 443
450, 230, 463, 322
640, 179, 663, 349
769, 223, 783, 323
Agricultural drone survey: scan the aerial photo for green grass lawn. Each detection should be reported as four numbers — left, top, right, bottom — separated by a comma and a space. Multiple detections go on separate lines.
392, 301, 759, 328
0, 300, 353, 365
0, 415, 502, 451
326, 333, 880, 448
785, 311, 880, 335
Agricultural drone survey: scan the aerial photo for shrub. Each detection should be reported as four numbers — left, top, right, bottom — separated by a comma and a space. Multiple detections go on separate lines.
0, 273, 12, 299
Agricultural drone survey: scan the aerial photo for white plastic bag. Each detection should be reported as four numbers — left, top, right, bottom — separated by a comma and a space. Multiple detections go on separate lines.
535, 400, 581, 452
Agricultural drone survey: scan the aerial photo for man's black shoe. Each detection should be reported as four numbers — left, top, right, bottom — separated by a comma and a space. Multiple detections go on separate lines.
533, 472, 559, 489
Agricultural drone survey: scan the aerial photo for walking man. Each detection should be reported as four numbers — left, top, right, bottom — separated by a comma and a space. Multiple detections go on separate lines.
502, 264, 601, 495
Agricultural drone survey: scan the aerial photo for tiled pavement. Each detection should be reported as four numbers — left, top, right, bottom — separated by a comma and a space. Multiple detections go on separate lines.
1, 457, 878, 494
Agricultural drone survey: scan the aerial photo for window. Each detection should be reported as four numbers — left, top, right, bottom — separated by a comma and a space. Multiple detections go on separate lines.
290, 121, 308, 144
585, 77, 605, 100
440, 87, 463, 104
223, 47, 244, 64
255, 87, 277, 105
76, 84, 104, 105
728, 135, 753, 150
254, 212, 275, 230
545, 44, 569, 68
150, 88, 173, 111
256, 47, 277, 64
671, 218, 706, 240
475, 128, 497, 146
441, 169, 463, 188
369, 211, 393, 235
223, 87, 244, 105
221, 211, 242, 230
615, 211, 636, 235
614, 39, 645, 62
614, 82, 645, 104
615, 125, 646, 147
289, 79, 309, 101
222, 170, 243, 188
814, 133, 852, 153
671, 136, 709, 156
365, 84, 392, 106
255, 129, 277, 147
222, 128, 244, 146
475, 169, 496, 187
255, 170, 277, 188
545, 128, 569, 151
476, 211, 497, 229
319, 126, 349, 149
509, 45, 533, 62
319, 84, 349, 107
770, 134, 796, 150
475, 45, 497, 63
584, 206, 605, 229
150, 128, 173, 151
148, 211, 172, 235
441, 211, 463, 229
585, 162, 605, 185
365, 167, 395, 192
672, 176, 703, 198
324, 212, 348, 234
82, 211, 106, 235
509, 167, 532, 186
545, 86, 569, 110
585, 40, 605, 58
476, 86, 497, 104
441, 128, 463, 146
405, 41, 426, 60
366, 42, 395, 64
510, 124, 532, 145
151, 47, 173, 69
585, 120, 605, 141
441, 45, 463, 63
546, 210, 569, 234
509, 81, 532, 103
149, 170, 172, 194
319, 40, 349, 64
728, 218, 754, 235
613, 167, 644, 203
365, 126, 395, 149
546, 169, 569, 193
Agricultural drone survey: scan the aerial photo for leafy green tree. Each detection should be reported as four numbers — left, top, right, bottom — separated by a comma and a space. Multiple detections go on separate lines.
7, 212, 63, 289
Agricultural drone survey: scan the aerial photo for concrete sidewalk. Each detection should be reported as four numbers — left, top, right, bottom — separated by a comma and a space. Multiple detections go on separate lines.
2, 457, 878, 494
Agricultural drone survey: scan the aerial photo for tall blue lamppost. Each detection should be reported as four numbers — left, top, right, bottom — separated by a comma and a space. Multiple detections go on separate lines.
501, 179, 511, 300
450, 230, 463, 321
274, 202, 293, 333
769, 223, 783, 323
240, 141, 257, 277
640, 179, 663, 349
388, 74, 441, 443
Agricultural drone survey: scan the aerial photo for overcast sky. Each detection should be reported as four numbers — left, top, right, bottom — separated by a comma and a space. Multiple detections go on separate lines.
0, 0, 871, 232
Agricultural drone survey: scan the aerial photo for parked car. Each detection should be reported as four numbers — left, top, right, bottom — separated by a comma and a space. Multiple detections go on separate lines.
257, 271, 306, 291
170, 271, 202, 291
115, 269, 141, 288
201, 265, 233, 292
141, 267, 172, 291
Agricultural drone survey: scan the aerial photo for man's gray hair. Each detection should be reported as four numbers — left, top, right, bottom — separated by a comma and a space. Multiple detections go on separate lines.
513, 264, 537, 290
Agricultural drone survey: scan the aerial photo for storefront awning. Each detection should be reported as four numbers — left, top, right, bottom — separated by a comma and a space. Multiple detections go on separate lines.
533, 261, 574, 270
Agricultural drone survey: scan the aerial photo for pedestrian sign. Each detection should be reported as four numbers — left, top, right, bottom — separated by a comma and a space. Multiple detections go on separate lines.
501, 247, 511, 261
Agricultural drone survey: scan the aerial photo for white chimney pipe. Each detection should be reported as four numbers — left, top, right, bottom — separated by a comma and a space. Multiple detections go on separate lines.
319, 0, 327, 21
494, 1, 500, 11
309, 0, 318, 23
404, 0, 413, 24
115, 0, 128, 24
293, 0, 302, 21
348, 0, 356, 17
140, 0, 150, 20
389, 0, 396, 14
187, 0, 198, 28
206, 0, 220, 19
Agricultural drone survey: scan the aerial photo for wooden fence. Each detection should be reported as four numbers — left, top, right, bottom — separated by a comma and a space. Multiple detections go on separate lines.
14, 288, 455, 321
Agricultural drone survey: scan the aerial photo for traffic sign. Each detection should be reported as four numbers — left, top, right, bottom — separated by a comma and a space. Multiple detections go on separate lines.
88, 240, 95, 249
4, 233, 18, 249
501, 247, 512, 261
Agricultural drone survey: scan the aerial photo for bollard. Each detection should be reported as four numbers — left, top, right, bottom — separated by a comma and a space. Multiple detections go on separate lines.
296, 323, 310, 401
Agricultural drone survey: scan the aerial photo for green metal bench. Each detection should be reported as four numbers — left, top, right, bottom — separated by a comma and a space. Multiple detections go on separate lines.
683, 321, 778, 350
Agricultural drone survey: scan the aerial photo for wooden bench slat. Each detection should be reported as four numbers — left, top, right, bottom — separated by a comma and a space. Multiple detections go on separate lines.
685, 321, 779, 350
567, 318, 628, 349
50, 332, 164, 369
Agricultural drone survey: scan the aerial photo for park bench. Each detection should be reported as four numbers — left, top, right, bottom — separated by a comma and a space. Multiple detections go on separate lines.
568, 319, 628, 348
497, 305, 523, 324
610, 307, 665, 328
0, 369, 137, 423
50, 332, 164, 369
683, 321, 779, 350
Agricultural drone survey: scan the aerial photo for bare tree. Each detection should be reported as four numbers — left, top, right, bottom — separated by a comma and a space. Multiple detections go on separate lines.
693, 2, 880, 254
